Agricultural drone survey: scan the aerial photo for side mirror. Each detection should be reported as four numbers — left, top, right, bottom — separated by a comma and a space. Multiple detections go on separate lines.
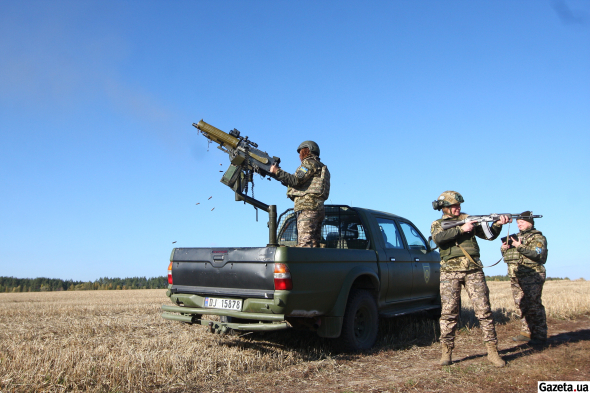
428, 236, 439, 251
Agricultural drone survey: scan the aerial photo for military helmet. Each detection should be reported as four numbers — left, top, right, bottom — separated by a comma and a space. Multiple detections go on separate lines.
432, 191, 464, 210
297, 140, 320, 157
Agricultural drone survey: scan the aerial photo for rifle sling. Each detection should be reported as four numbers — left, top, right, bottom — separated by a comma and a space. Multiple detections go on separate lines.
455, 241, 480, 267
484, 256, 504, 268
454, 241, 503, 268
482, 220, 510, 268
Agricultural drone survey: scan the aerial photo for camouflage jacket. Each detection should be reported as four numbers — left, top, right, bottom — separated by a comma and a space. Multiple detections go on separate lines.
273, 154, 329, 212
502, 228, 548, 278
431, 213, 503, 272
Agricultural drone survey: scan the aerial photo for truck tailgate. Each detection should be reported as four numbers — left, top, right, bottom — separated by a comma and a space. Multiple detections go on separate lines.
170, 247, 276, 298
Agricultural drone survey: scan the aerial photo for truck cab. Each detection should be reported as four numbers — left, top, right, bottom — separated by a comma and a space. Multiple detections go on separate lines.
277, 205, 440, 311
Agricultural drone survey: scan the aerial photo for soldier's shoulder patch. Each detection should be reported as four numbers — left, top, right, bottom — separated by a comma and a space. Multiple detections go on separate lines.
536, 247, 543, 254
296, 166, 309, 178
537, 242, 543, 247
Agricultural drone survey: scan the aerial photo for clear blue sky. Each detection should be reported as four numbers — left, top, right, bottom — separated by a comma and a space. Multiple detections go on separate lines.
1, 0, 589, 281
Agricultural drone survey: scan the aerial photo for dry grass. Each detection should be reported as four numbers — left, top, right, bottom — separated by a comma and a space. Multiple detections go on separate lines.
0, 290, 335, 392
489, 279, 590, 319
459, 279, 590, 329
1, 280, 589, 392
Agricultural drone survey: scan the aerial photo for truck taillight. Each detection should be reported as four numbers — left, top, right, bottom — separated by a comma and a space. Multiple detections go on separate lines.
274, 263, 292, 290
168, 262, 173, 285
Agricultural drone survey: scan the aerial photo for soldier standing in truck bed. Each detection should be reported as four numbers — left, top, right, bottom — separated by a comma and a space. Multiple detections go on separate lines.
430, 191, 510, 368
270, 141, 330, 247
501, 211, 548, 345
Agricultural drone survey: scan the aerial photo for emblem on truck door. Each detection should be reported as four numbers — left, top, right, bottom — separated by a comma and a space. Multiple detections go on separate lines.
422, 263, 430, 284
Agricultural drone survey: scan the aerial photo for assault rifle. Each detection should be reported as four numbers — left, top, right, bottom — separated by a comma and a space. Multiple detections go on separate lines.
440, 213, 543, 239
193, 120, 281, 245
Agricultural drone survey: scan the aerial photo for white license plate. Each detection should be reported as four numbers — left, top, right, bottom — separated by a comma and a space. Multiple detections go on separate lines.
204, 297, 242, 311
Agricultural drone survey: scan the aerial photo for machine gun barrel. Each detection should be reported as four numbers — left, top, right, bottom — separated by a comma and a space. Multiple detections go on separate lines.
193, 120, 239, 149
193, 120, 276, 168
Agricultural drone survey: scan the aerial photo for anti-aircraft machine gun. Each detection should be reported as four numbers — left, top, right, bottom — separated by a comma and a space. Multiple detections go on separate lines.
193, 120, 281, 246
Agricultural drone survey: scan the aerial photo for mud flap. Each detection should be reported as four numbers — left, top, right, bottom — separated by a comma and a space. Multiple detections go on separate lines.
316, 316, 343, 338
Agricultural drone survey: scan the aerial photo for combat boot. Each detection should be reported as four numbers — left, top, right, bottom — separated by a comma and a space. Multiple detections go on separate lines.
512, 331, 531, 342
440, 343, 452, 366
528, 336, 548, 345
486, 342, 506, 368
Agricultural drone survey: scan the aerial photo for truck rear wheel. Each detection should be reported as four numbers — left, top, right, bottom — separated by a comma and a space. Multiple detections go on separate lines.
339, 289, 378, 351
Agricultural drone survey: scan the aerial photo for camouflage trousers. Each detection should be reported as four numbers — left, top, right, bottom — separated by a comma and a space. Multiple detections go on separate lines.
510, 273, 547, 339
439, 270, 497, 348
296, 209, 325, 248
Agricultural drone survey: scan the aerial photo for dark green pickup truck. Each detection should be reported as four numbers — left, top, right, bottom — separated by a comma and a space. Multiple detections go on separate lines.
162, 205, 441, 351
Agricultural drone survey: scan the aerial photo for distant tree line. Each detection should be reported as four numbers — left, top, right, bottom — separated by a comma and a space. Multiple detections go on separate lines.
0, 276, 168, 293
0, 275, 574, 293
486, 275, 570, 282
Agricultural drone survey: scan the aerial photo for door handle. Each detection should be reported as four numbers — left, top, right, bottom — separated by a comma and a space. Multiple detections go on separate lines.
414, 258, 420, 261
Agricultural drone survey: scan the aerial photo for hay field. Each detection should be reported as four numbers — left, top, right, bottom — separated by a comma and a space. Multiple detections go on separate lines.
0, 280, 589, 392
460, 279, 590, 327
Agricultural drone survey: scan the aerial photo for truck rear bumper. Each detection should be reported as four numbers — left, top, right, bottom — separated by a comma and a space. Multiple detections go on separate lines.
161, 304, 285, 321
161, 304, 289, 333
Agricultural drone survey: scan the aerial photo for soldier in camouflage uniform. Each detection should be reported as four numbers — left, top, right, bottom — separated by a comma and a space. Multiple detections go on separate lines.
431, 191, 510, 367
501, 211, 548, 345
270, 141, 330, 247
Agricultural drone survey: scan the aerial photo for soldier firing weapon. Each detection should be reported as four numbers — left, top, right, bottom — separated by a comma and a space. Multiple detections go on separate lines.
193, 120, 281, 246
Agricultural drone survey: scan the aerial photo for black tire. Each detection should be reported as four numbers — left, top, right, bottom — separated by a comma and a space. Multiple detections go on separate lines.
339, 289, 379, 351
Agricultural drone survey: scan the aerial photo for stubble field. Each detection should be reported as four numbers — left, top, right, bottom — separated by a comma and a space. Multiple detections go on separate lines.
1, 280, 589, 392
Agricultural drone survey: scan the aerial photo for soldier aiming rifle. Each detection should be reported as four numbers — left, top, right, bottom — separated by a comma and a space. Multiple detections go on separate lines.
430, 191, 509, 368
